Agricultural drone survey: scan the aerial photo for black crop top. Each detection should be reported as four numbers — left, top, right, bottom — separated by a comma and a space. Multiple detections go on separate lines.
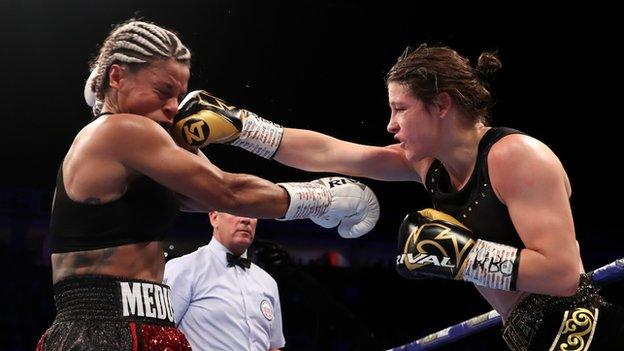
425, 127, 525, 249
50, 166, 180, 253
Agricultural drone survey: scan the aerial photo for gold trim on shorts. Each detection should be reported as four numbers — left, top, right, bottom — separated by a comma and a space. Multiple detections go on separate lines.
548, 307, 599, 351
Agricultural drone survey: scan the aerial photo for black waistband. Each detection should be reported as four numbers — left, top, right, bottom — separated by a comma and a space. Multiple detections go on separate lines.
54, 275, 175, 326
502, 274, 605, 351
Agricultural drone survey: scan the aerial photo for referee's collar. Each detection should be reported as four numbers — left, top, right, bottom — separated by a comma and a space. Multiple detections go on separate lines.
207, 238, 248, 267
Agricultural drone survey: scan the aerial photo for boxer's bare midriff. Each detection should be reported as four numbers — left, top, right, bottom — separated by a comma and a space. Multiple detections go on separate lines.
51, 241, 165, 284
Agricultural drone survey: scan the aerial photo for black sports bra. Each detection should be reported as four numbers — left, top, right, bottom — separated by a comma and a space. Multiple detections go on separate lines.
49, 114, 180, 253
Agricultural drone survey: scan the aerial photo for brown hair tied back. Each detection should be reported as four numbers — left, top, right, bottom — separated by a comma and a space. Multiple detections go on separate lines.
386, 44, 501, 124
475, 51, 502, 81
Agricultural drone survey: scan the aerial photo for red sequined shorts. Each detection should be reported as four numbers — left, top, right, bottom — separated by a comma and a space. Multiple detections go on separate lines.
36, 275, 192, 351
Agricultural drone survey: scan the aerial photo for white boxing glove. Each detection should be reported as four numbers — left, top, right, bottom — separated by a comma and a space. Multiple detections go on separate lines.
277, 177, 380, 238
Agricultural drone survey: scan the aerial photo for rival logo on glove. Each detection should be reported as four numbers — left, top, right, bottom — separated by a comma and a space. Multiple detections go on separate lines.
396, 252, 455, 268
322, 177, 363, 189
398, 218, 475, 279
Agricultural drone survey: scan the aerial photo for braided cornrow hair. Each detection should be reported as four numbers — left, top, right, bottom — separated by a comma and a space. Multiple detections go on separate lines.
85, 20, 191, 116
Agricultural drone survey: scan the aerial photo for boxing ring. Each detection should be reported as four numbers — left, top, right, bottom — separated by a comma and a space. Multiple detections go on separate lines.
387, 258, 624, 351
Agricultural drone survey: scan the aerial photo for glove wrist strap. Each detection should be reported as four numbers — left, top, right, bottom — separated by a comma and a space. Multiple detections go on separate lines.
461, 239, 520, 291
276, 182, 331, 220
232, 112, 284, 159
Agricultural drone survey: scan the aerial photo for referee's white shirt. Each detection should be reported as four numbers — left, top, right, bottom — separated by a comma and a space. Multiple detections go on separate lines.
164, 238, 285, 351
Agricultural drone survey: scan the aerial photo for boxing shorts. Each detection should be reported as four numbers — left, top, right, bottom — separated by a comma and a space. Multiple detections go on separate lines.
503, 274, 624, 351
36, 275, 191, 351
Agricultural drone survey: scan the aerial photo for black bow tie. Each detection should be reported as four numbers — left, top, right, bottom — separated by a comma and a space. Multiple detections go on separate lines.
226, 253, 251, 269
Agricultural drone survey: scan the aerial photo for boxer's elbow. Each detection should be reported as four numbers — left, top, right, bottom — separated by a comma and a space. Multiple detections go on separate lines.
186, 173, 239, 213
557, 268, 581, 296
549, 256, 581, 296
207, 173, 271, 218
209, 177, 241, 213
544, 275, 579, 297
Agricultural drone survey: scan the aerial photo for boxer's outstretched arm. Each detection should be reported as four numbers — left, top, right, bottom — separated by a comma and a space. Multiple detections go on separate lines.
172, 91, 424, 182
275, 128, 423, 182
104, 115, 380, 236
108, 114, 288, 218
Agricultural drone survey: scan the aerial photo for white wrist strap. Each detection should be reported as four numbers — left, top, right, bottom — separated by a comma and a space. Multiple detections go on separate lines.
232, 112, 283, 159
461, 239, 520, 291
277, 182, 331, 220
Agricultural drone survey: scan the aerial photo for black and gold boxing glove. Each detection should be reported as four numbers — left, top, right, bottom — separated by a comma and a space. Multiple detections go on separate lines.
171, 90, 241, 150
396, 208, 521, 291
171, 90, 283, 158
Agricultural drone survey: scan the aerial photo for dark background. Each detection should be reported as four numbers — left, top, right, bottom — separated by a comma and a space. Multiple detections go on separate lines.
0, 1, 621, 350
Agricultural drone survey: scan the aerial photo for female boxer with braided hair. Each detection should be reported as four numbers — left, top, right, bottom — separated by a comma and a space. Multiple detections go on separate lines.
191, 44, 624, 350
37, 19, 379, 351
